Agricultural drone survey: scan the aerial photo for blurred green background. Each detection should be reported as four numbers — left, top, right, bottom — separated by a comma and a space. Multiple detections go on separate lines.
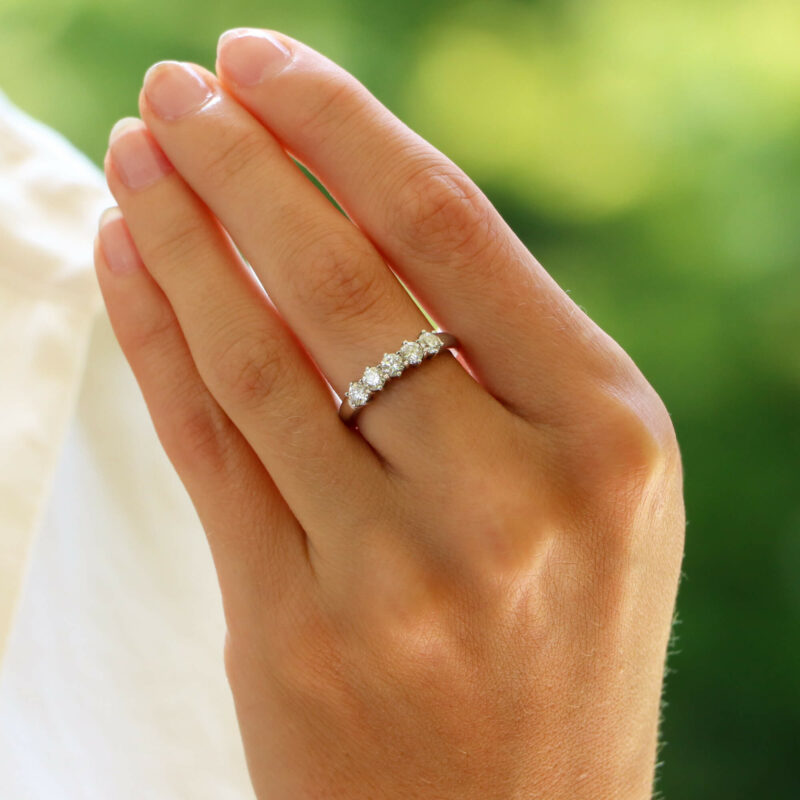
1, 0, 798, 796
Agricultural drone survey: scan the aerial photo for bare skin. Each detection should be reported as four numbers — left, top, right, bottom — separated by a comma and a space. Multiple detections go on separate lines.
94, 28, 685, 800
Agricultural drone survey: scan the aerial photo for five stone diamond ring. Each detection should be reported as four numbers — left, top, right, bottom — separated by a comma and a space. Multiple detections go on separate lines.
339, 330, 460, 426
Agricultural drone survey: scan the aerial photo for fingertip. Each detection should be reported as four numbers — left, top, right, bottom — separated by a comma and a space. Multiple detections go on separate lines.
137, 85, 148, 118
217, 26, 294, 51
109, 116, 143, 146
97, 207, 143, 275
216, 28, 293, 87
92, 229, 105, 273
98, 205, 123, 229
218, 26, 253, 49
93, 226, 117, 292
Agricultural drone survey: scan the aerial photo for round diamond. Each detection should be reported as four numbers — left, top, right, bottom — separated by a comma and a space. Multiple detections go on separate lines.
398, 341, 424, 366
347, 381, 371, 408
362, 365, 386, 390
417, 330, 443, 356
380, 352, 404, 378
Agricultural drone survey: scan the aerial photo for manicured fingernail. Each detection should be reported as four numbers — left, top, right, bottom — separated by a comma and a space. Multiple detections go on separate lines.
98, 208, 141, 274
217, 28, 291, 86
109, 116, 141, 143
108, 117, 173, 191
143, 61, 214, 120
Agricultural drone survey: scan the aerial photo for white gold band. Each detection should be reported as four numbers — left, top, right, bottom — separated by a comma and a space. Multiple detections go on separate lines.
339, 330, 460, 426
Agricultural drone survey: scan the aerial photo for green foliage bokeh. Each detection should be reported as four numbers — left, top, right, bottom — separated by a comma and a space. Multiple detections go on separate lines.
1, 0, 798, 796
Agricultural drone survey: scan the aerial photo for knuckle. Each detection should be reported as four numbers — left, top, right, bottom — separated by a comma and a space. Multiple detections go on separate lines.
166, 401, 232, 474
203, 126, 268, 190
209, 327, 290, 409
391, 161, 495, 259
446, 459, 547, 582
578, 387, 685, 560
296, 72, 367, 147
286, 228, 384, 326
362, 596, 478, 709
147, 216, 207, 270
122, 301, 177, 354
223, 628, 269, 698
606, 395, 678, 485
567, 382, 681, 510
381, 621, 461, 693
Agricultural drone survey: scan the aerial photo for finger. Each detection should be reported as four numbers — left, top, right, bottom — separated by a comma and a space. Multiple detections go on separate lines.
215, 29, 619, 422
93, 208, 311, 618
104, 117, 383, 541
136, 61, 493, 454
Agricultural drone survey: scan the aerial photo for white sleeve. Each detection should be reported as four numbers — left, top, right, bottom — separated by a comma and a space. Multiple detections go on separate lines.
0, 86, 107, 657
0, 90, 253, 799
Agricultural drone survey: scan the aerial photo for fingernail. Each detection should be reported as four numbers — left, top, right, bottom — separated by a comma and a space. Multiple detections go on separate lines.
109, 116, 141, 143
217, 28, 291, 86
143, 61, 214, 120
108, 117, 173, 191
98, 208, 141, 274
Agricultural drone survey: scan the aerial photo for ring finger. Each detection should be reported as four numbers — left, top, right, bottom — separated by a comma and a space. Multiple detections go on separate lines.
137, 61, 496, 460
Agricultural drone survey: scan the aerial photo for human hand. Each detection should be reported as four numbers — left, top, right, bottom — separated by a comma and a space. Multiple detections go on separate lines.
94, 28, 685, 799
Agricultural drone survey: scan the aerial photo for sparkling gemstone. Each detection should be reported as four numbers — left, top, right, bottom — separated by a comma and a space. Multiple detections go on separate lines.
362, 365, 386, 390
417, 330, 443, 356
347, 381, 371, 408
398, 340, 424, 366
380, 352, 404, 378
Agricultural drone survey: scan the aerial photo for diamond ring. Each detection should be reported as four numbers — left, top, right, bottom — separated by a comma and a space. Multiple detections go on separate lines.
339, 329, 460, 426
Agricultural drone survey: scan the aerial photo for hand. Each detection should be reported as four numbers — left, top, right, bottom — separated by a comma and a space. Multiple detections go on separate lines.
94, 28, 685, 800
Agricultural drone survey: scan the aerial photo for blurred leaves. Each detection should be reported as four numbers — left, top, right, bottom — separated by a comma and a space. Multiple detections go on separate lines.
1, 0, 798, 796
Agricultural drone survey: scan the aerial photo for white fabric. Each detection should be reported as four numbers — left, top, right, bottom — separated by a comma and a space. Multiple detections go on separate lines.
0, 89, 253, 798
